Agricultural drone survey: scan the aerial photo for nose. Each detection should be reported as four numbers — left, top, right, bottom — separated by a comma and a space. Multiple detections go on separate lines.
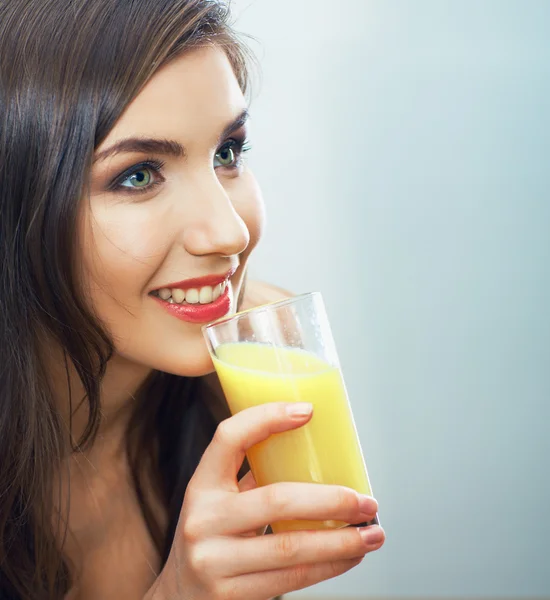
180, 173, 250, 258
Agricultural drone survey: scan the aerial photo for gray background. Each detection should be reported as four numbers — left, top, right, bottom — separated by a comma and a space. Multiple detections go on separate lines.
233, 0, 550, 597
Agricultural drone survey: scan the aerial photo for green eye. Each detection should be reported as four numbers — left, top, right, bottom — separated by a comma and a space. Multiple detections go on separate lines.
214, 145, 236, 167
122, 168, 152, 188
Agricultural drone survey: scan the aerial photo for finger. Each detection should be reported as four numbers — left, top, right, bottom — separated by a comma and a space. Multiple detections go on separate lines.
238, 472, 267, 536
203, 525, 385, 577
237, 470, 257, 493
219, 556, 365, 599
194, 402, 313, 489
220, 482, 378, 535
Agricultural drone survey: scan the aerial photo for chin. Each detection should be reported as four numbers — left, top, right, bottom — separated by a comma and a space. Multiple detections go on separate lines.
114, 342, 217, 378
164, 354, 216, 378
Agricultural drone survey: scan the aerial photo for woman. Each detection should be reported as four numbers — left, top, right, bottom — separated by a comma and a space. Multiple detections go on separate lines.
0, 0, 385, 598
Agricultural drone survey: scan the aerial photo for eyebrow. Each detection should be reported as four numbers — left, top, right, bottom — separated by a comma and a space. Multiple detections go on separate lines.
93, 109, 249, 164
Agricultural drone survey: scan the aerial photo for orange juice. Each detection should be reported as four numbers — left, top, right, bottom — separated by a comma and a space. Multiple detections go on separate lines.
213, 342, 373, 532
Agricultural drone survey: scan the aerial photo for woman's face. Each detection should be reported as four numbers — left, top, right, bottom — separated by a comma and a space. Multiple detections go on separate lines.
81, 46, 264, 377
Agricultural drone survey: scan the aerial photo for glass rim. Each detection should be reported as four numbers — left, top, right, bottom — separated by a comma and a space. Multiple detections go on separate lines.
202, 291, 321, 333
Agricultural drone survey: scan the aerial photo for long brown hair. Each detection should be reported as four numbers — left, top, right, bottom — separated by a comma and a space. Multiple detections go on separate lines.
0, 1, 251, 597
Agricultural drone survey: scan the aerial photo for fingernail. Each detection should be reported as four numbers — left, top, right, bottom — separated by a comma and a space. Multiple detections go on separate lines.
358, 525, 385, 547
287, 402, 313, 418
358, 494, 378, 516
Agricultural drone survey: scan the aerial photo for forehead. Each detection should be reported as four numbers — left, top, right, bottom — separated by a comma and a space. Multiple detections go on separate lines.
97, 45, 245, 149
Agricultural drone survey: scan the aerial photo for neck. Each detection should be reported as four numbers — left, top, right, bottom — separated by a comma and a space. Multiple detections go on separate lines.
50, 350, 153, 463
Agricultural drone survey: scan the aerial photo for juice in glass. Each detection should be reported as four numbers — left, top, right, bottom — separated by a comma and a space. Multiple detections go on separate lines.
213, 341, 373, 533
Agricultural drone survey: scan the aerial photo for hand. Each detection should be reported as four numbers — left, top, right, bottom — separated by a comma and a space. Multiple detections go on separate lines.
148, 402, 384, 600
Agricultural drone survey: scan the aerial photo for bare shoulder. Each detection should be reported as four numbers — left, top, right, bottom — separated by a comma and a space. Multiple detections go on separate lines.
239, 279, 293, 311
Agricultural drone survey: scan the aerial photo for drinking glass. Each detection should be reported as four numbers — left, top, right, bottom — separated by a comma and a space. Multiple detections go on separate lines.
203, 292, 379, 532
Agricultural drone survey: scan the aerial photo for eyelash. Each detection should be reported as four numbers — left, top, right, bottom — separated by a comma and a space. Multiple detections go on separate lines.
109, 158, 166, 196
110, 138, 252, 196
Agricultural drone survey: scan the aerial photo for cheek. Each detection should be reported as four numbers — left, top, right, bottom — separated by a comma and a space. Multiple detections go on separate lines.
231, 170, 265, 254
79, 197, 169, 309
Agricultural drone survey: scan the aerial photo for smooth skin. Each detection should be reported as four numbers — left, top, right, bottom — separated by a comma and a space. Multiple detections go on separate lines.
145, 402, 383, 600
61, 45, 384, 600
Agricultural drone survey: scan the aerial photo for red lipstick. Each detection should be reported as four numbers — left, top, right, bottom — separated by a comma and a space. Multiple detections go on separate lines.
151, 267, 235, 325
160, 267, 236, 291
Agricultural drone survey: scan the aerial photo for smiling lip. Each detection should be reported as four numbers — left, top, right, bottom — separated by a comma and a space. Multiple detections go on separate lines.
157, 267, 237, 292
151, 267, 235, 325
152, 287, 231, 324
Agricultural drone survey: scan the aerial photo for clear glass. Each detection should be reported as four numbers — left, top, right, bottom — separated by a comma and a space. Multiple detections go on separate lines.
203, 292, 378, 532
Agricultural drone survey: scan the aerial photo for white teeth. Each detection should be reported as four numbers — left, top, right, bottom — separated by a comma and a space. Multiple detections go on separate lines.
157, 281, 227, 305
186, 288, 199, 304
172, 288, 185, 304
199, 286, 213, 304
